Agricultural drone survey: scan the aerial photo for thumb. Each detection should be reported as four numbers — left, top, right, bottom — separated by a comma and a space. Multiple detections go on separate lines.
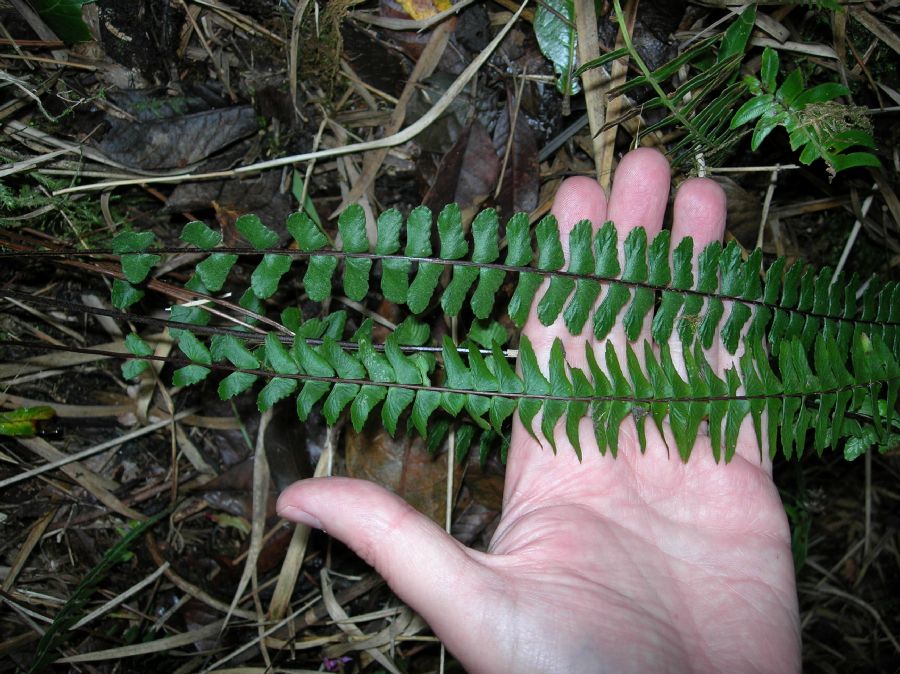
276, 477, 496, 643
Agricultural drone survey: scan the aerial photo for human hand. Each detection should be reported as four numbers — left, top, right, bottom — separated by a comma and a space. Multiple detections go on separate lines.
276, 148, 801, 674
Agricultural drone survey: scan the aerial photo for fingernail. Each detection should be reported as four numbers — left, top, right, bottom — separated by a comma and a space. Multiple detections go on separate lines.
278, 506, 323, 530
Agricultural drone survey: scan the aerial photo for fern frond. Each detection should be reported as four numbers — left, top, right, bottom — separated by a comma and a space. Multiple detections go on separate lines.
181, 206, 900, 352
79, 203, 900, 463
90, 205, 900, 367
119, 326, 898, 463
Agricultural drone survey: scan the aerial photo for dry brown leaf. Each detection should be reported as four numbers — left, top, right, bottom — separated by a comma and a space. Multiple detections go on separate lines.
493, 99, 540, 219
422, 120, 500, 219
344, 426, 461, 525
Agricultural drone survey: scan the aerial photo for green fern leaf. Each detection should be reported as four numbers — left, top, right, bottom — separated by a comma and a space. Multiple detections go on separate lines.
604, 340, 634, 458
321, 337, 363, 424
489, 395, 518, 437
120, 253, 160, 284
441, 335, 471, 416
394, 316, 431, 345
350, 385, 387, 432
177, 331, 211, 365
625, 344, 653, 453
173, 364, 211, 388
236, 214, 278, 250
382, 335, 420, 435
181, 220, 222, 249
470, 209, 503, 319
111, 230, 154, 254
566, 367, 592, 461
723, 367, 748, 463
219, 371, 257, 400
652, 236, 692, 343
194, 253, 235, 292
94, 199, 900, 466
264, 333, 299, 375
411, 388, 442, 438
621, 227, 654, 340
258, 377, 298, 412
583, 342, 611, 455
541, 339, 571, 453
491, 342, 523, 394
440, 204, 477, 316
643, 341, 673, 453
518, 336, 549, 443
210, 334, 259, 369
293, 338, 334, 422
694, 242, 723, 348
252, 254, 292, 299
535, 216, 570, 327
561, 220, 599, 334
290, 212, 334, 302
376, 209, 408, 303
507, 212, 540, 327
111, 279, 144, 310
406, 206, 443, 313
122, 333, 152, 379
287, 211, 328, 250
338, 204, 371, 301
167, 276, 212, 338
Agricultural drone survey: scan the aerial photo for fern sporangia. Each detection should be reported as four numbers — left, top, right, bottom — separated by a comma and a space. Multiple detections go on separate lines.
4, 201, 897, 463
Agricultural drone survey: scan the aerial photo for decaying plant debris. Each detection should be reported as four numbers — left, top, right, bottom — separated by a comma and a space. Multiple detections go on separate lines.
1, 0, 899, 672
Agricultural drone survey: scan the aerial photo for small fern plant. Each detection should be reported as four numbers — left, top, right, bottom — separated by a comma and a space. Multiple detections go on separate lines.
730, 47, 879, 177
575, 2, 879, 176
98, 202, 900, 464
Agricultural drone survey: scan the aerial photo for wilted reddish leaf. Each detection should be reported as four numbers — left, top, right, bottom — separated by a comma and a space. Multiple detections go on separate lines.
493, 100, 540, 219
344, 427, 461, 525
423, 120, 500, 218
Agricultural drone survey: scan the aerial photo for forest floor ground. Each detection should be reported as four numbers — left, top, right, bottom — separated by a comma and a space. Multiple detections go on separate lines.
1, 1, 899, 672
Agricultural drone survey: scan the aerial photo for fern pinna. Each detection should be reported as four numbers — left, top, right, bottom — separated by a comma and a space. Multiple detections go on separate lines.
95, 203, 900, 463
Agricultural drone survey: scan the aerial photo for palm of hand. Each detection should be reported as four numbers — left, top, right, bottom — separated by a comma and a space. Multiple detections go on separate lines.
477, 426, 800, 674
277, 149, 801, 674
